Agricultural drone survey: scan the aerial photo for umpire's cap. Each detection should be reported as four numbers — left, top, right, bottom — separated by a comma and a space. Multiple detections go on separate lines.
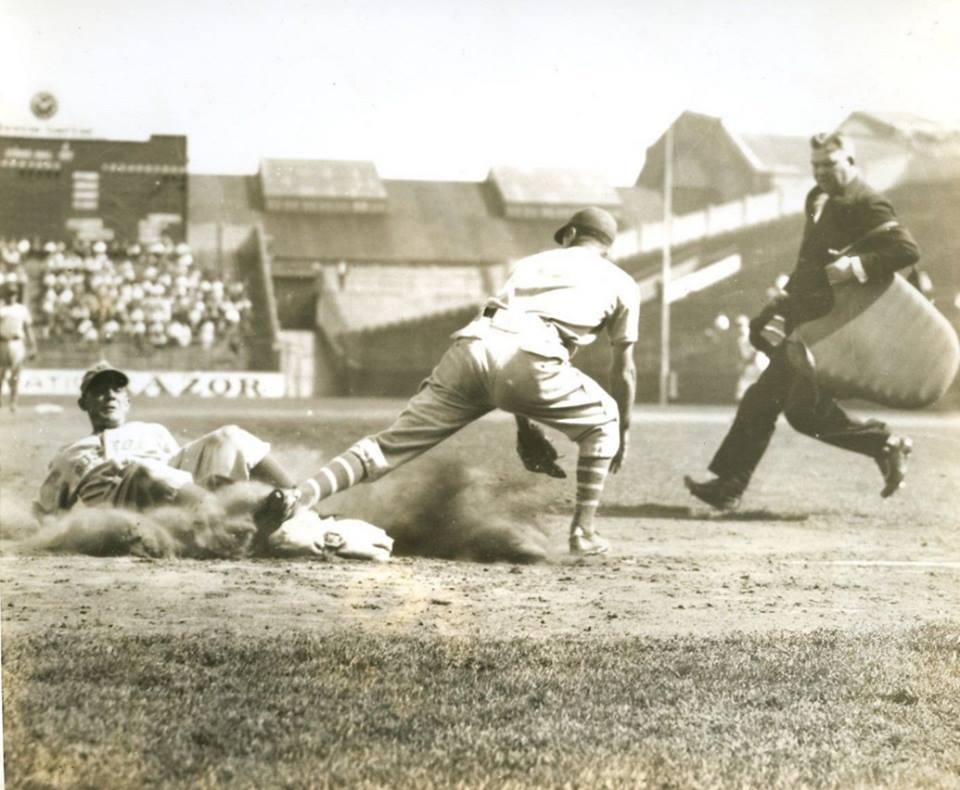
554, 206, 618, 246
80, 361, 129, 396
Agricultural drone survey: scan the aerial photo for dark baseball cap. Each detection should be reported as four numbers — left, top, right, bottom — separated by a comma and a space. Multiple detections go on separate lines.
80, 361, 129, 396
553, 206, 618, 246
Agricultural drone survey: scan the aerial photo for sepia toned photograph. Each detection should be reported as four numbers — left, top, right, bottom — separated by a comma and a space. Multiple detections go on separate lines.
1, 0, 958, 787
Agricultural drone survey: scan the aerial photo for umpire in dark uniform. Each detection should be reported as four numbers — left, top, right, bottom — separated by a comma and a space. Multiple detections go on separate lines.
685, 132, 920, 509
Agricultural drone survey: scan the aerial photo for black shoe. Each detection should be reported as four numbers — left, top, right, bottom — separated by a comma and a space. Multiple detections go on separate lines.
877, 436, 912, 498
252, 488, 301, 553
683, 475, 743, 511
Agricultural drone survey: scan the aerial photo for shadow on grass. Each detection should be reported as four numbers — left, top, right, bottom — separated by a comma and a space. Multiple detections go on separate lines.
597, 503, 810, 523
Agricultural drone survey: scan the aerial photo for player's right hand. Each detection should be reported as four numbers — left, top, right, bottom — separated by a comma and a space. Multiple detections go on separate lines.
610, 431, 629, 474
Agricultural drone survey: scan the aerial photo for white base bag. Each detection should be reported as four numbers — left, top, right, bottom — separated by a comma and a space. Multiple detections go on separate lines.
268, 507, 393, 562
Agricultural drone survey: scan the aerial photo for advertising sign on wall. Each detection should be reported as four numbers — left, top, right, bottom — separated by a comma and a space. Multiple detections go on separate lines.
20, 369, 286, 398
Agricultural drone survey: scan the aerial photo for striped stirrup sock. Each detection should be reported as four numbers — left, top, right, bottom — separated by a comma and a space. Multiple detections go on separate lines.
573, 455, 611, 529
313, 450, 367, 500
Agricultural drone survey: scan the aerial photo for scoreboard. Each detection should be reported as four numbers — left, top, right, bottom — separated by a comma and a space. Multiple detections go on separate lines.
0, 132, 188, 244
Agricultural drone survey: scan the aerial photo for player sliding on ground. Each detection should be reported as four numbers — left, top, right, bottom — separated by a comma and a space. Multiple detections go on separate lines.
289, 207, 639, 555
34, 362, 304, 543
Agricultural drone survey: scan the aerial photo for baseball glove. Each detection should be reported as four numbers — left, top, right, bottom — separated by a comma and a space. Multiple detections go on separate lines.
516, 417, 566, 479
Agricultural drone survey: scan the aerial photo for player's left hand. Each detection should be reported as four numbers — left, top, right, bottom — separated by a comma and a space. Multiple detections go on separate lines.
516, 417, 566, 479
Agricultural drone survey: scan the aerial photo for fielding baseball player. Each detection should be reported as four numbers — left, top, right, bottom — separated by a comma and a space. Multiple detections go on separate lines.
287, 207, 639, 555
34, 362, 302, 540
0, 285, 37, 413
685, 132, 919, 510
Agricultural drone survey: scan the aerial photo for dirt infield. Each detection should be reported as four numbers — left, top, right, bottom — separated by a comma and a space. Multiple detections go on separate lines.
2, 397, 958, 641
3, 397, 959, 788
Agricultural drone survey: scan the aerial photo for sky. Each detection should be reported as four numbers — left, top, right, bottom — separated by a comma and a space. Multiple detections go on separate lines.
1, 0, 958, 185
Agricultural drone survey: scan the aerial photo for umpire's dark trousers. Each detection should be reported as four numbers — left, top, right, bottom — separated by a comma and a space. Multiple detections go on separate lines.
708, 347, 890, 487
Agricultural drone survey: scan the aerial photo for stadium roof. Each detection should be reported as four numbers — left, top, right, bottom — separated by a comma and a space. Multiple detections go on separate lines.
259, 158, 387, 201
487, 166, 622, 217
840, 111, 960, 143
265, 179, 661, 266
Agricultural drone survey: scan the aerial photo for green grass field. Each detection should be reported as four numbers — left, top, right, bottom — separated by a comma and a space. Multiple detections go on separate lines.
6, 627, 959, 789
2, 397, 959, 788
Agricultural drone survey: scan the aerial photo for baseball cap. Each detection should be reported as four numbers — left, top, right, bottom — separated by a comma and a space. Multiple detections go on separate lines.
80, 361, 129, 396
554, 206, 618, 246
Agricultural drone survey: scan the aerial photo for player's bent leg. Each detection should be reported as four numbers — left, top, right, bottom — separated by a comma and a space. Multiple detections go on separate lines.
501, 357, 619, 554
308, 397, 491, 502
303, 342, 492, 504
170, 425, 273, 488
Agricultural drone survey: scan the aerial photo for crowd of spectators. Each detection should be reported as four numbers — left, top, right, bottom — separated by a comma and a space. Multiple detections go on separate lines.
4, 237, 254, 353
0, 239, 31, 298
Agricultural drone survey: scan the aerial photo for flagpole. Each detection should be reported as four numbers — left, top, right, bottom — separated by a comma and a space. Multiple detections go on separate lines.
659, 125, 673, 405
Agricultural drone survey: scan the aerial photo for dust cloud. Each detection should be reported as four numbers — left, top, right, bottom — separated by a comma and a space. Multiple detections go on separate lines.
316, 457, 556, 563
2, 483, 272, 559
1, 457, 560, 563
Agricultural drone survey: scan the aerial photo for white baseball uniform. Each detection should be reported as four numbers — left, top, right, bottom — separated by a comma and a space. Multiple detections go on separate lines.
350, 245, 640, 479
0, 302, 31, 368
36, 422, 271, 514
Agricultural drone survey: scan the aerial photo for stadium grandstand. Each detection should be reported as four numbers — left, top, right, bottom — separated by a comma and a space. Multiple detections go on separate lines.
3, 108, 959, 404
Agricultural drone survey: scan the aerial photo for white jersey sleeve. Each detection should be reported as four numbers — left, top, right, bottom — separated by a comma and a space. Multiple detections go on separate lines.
603, 273, 641, 346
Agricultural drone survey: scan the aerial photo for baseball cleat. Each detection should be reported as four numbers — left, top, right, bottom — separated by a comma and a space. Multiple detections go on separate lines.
569, 528, 609, 556
252, 487, 302, 553
683, 475, 743, 511
877, 436, 912, 498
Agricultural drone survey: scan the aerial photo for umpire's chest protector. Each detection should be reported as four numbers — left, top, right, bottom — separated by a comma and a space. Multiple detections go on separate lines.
792, 273, 960, 408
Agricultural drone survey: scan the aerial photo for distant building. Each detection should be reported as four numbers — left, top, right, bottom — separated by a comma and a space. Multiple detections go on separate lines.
836, 110, 960, 187
636, 109, 960, 213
